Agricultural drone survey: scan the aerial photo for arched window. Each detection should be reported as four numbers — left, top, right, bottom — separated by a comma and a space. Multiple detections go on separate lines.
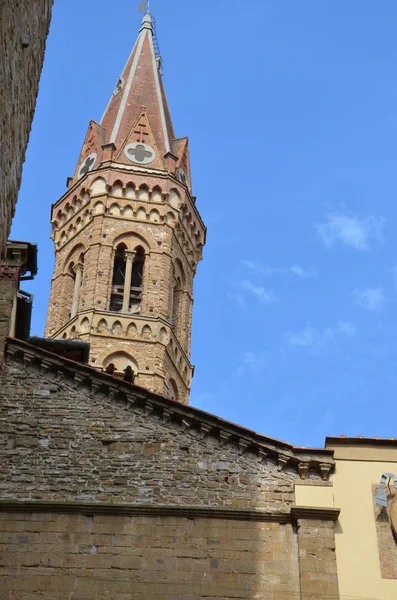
165, 378, 179, 402
110, 244, 145, 314
110, 244, 127, 312
171, 260, 185, 333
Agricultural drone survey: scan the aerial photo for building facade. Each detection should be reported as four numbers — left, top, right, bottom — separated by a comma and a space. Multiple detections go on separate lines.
0, 0, 53, 257
1, 8, 397, 600
45, 14, 205, 405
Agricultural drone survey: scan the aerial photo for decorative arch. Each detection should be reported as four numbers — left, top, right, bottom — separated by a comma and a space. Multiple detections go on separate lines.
138, 184, 149, 200
112, 230, 151, 254
141, 324, 152, 340
90, 177, 107, 195
112, 320, 123, 336
149, 209, 161, 223
93, 201, 104, 215
80, 317, 90, 333
151, 186, 162, 202
125, 183, 136, 199
127, 322, 138, 338
103, 351, 139, 375
63, 243, 86, 275
109, 203, 121, 216
97, 346, 140, 373
165, 378, 179, 402
168, 189, 181, 210
122, 205, 133, 218
111, 180, 124, 197
96, 318, 108, 333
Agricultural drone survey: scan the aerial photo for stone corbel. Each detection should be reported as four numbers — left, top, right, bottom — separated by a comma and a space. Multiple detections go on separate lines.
40, 359, 53, 376
5, 346, 17, 360
319, 463, 332, 481
108, 386, 120, 403
181, 418, 192, 433
91, 381, 102, 395
199, 423, 212, 440
125, 394, 138, 410
277, 455, 290, 471
162, 408, 173, 424
298, 462, 310, 480
258, 448, 268, 463
22, 353, 34, 367
144, 401, 154, 417
73, 373, 86, 389
238, 439, 250, 455
219, 431, 231, 447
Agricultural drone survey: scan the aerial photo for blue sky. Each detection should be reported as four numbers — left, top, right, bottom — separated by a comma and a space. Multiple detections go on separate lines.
11, 0, 397, 447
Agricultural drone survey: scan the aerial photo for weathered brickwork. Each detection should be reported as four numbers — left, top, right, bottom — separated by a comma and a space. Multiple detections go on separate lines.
44, 13, 205, 405
0, 343, 340, 599
0, 358, 296, 507
45, 159, 204, 404
0, 513, 301, 600
296, 518, 339, 600
0, 0, 53, 256
0, 264, 19, 365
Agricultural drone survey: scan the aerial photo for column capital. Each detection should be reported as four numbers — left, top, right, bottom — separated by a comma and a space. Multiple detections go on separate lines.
124, 251, 136, 263
73, 262, 84, 275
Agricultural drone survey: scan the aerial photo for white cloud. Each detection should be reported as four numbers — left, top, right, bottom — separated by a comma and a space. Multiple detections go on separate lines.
237, 352, 267, 376
315, 212, 385, 250
287, 321, 357, 350
242, 259, 316, 278
227, 292, 246, 311
289, 265, 316, 278
241, 280, 276, 304
354, 288, 385, 311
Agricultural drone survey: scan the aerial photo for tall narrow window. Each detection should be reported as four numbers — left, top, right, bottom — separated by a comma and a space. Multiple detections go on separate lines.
110, 244, 126, 312
172, 276, 182, 330
129, 246, 145, 314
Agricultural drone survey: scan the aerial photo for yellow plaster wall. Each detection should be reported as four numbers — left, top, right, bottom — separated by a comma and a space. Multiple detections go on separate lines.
328, 444, 397, 600
294, 481, 335, 508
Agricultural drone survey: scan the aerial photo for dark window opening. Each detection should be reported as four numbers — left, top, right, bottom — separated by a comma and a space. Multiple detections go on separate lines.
110, 244, 126, 312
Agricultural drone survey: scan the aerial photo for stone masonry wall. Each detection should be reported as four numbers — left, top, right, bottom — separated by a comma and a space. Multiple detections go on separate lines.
0, 513, 301, 600
0, 358, 295, 508
0, 264, 19, 365
0, 0, 53, 256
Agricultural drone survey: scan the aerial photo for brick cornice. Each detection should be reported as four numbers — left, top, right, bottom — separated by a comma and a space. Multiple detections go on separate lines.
5, 337, 335, 480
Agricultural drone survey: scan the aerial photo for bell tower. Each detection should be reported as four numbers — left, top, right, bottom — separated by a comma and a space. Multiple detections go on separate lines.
45, 13, 206, 404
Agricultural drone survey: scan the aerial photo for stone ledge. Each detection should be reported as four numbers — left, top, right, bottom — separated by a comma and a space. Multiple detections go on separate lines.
0, 500, 291, 523
291, 506, 341, 522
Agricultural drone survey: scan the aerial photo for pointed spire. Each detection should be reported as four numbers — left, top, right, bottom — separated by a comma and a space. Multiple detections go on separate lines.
100, 12, 174, 158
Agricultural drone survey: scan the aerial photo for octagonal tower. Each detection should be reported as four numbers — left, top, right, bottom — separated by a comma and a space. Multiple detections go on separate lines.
45, 13, 206, 404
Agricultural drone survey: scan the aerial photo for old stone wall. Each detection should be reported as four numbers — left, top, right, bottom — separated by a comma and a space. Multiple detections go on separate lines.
0, 358, 295, 507
0, 512, 300, 600
0, 347, 340, 599
0, 0, 53, 256
0, 264, 19, 364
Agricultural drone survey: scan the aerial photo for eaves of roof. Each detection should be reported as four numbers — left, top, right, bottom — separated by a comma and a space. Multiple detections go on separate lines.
5, 337, 335, 480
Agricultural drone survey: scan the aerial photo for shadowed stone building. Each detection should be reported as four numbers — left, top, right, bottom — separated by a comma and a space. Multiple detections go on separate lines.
0, 0, 53, 257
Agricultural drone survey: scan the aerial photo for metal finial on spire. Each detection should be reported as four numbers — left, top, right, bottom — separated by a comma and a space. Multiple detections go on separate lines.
138, 0, 150, 13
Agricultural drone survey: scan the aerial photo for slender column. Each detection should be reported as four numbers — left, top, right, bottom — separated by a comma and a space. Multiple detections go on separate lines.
8, 293, 18, 337
71, 263, 83, 318
122, 252, 135, 313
